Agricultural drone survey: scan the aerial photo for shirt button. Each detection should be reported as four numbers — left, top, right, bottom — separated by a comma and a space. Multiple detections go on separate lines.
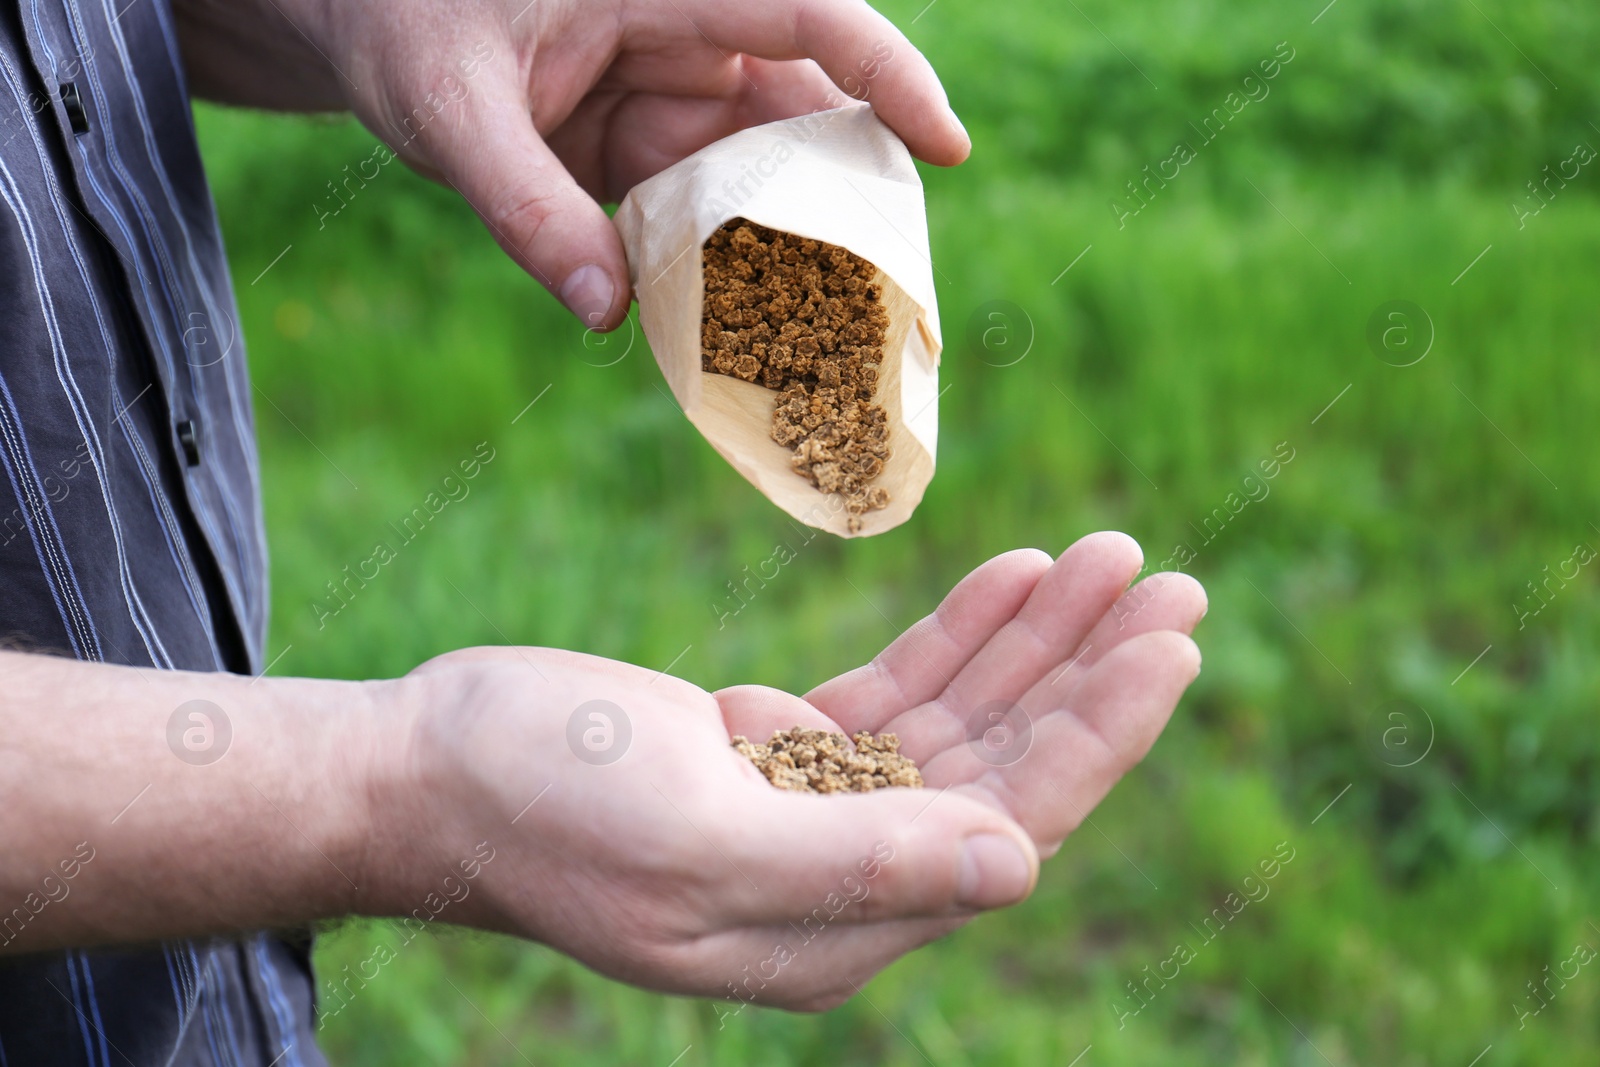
177, 419, 201, 466
59, 82, 89, 134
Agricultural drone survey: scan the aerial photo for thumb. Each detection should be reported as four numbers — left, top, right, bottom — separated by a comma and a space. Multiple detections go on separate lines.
431, 85, 629, 330
711, 685, 1040, 920
710, 784, 1041, 929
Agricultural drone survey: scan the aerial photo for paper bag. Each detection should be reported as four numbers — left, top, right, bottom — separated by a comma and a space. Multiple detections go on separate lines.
614, 103, 942, 538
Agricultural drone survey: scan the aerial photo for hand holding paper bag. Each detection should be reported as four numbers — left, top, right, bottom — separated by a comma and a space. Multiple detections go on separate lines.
615, 104, 942, 538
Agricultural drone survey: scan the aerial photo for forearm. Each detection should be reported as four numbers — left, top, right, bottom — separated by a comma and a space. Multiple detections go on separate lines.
173, 0, 347, 111
0, 650, 406, 954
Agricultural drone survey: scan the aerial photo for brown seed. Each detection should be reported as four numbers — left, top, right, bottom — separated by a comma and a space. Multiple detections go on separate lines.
732, 726, 923, 794
701, 218, 893, 522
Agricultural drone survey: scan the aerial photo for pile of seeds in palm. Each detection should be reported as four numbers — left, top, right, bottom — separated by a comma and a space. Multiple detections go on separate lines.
701, 219, 892, 531
731, 727, 924, 793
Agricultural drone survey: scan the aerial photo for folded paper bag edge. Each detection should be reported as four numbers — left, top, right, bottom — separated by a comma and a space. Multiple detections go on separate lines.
615, 104, 940, 337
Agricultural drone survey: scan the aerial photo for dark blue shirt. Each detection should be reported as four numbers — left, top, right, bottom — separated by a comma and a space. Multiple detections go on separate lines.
0, 0, 324, 1062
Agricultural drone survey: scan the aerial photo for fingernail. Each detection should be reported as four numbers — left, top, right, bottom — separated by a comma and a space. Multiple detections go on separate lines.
560, 264, 615, 329
956, 833, 1032, 909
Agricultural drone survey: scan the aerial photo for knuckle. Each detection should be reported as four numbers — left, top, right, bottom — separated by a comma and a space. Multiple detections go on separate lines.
485, 182, 561, 247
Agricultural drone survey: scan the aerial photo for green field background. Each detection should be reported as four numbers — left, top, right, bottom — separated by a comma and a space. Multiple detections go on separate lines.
194, 0, 1599, 1061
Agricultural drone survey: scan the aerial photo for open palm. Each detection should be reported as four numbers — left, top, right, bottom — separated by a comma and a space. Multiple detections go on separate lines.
399, 532, 1202, 1010
719, 531, 1205, 858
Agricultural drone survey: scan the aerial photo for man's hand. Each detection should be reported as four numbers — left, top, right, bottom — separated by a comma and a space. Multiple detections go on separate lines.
369, 532, 1203, 1009
175, 0, 969, 328
0, 533, 1200, 1013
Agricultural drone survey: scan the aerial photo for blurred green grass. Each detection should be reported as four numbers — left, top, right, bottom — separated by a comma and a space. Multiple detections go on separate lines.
195, 0, 1599, 1061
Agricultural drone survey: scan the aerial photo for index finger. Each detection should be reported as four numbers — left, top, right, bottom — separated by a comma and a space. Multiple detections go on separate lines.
648, 0, 971, 165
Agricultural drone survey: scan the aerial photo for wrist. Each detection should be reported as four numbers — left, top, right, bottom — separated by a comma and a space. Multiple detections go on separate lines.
350, 656, 546, 940
333, 672, 432, 921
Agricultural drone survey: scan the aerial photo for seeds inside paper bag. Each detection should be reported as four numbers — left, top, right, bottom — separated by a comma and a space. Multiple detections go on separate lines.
732, 727, 924, 793
701, 219, 892, 531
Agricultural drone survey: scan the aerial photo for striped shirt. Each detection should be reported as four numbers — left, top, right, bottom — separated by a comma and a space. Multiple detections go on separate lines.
0, 0, 325, 1063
